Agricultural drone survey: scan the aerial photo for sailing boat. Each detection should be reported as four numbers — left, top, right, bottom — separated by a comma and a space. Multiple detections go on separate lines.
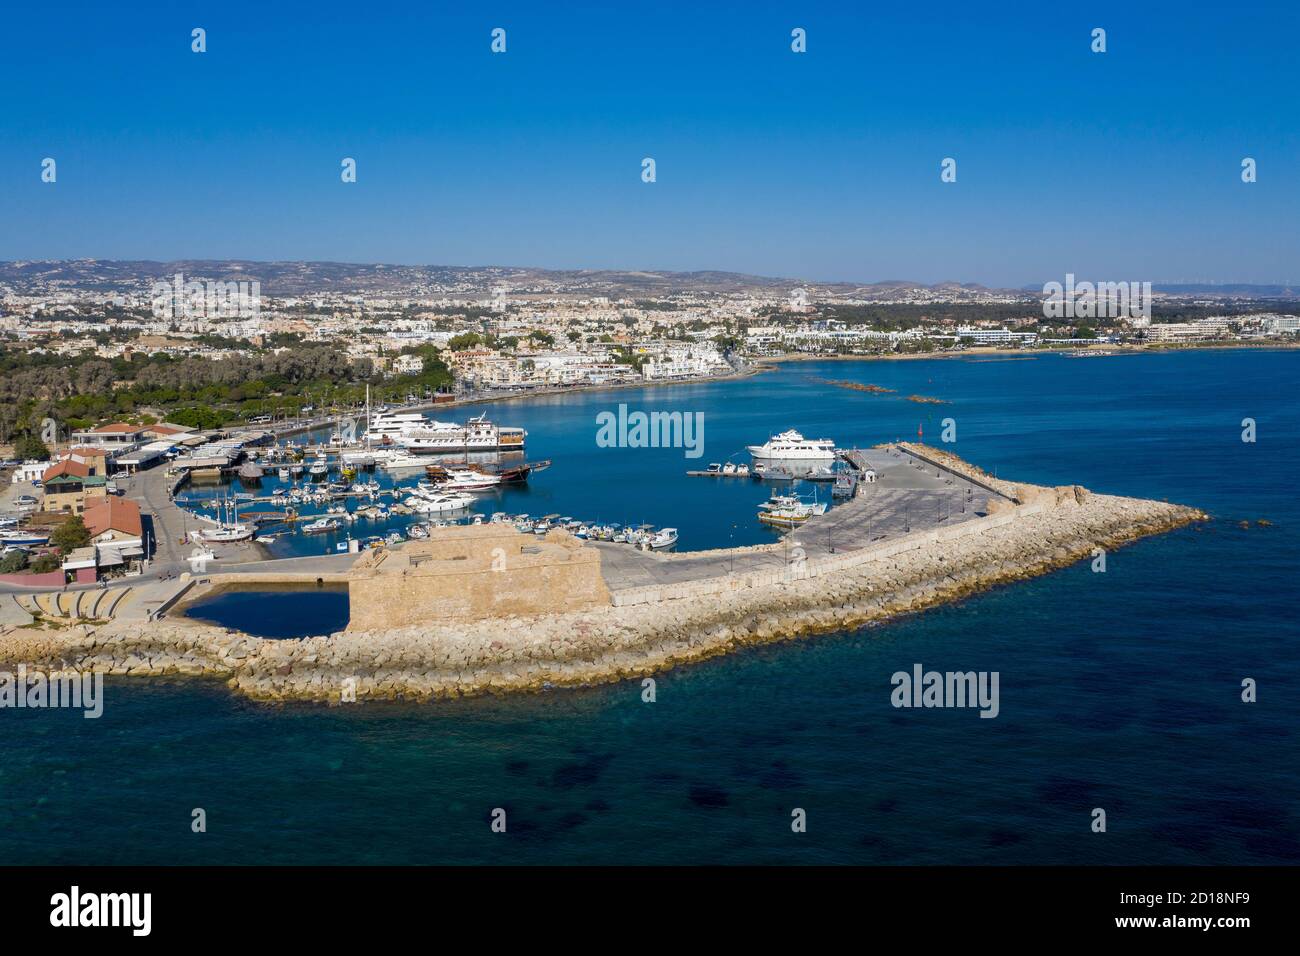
194, 496, 255, 542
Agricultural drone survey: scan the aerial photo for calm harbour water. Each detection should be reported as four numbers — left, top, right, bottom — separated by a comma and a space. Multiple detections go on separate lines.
3, 350, 1298, 864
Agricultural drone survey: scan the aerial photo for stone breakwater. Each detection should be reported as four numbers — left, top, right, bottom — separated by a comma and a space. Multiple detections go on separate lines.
0, 484, 1205, 704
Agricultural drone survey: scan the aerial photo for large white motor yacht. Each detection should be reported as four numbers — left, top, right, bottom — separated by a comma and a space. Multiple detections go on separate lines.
747, 429, 836, 462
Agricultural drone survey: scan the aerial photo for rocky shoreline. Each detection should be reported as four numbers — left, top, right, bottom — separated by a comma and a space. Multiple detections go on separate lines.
0, 481, 1205, 705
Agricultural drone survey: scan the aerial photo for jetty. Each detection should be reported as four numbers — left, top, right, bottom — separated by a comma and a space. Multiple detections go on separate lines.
1, 444, 1206, 705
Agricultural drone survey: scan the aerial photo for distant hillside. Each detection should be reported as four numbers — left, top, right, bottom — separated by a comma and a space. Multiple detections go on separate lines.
0, 259, 1019, 298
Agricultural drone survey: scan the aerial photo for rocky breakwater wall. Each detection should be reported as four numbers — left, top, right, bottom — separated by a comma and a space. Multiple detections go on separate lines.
0, 477, 1206, 704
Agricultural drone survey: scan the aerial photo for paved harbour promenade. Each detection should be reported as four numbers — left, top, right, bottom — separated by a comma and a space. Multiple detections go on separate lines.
0, 445, 1206, 703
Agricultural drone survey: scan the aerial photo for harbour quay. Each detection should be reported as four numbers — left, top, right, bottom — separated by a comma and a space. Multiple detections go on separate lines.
0, 445, 1207, 703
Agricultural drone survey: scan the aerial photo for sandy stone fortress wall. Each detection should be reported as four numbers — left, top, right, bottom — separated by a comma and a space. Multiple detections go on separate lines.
0, 451, 1207, 704
345, 525, 609, 628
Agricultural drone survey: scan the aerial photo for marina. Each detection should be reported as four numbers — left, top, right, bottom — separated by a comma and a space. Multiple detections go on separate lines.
3, 349, 1282, 873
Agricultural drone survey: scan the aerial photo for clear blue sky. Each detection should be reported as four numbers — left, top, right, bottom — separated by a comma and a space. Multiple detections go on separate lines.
2, 0, 1297, 287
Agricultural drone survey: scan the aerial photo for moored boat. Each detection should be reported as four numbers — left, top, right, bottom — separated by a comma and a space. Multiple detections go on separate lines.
747, 429, 837, 462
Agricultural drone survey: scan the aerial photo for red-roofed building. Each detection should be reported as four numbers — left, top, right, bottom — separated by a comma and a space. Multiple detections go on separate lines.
69, 423, 150, 447
64, 497, 146, 581
42, 459, 90, 481
65, 447, 111, 475
83, 496, 143, 541
41, 459, 107, 513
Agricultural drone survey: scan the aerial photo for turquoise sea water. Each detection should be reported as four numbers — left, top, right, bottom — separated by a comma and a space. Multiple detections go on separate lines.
3, 350, 1297, 864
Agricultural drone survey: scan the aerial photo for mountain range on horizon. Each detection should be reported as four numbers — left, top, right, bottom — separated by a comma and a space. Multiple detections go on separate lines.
1, 259, 1296, 300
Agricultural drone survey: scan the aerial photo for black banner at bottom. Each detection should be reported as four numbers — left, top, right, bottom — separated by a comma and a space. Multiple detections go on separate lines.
0, 866, 1281, 940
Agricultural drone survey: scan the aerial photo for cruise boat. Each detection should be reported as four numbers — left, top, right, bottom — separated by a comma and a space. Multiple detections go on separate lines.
366, 410, 428, 441
747, 429, 837, 462
371, 411, 527, 453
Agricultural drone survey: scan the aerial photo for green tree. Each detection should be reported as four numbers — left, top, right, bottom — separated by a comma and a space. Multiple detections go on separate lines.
0, 550, 29, 574
51, 515, 92, 555
15, 434, 50, 460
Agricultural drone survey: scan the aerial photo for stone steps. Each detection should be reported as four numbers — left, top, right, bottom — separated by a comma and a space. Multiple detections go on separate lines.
89, 588, 111, 619
105, 587, 133, 618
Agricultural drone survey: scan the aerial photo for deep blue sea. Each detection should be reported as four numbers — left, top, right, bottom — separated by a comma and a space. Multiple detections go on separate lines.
3, 350, 1297, 864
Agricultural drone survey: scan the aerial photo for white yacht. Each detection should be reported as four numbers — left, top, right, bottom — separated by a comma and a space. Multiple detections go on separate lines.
379, 452, 428, 471
368, 410, 526, 453
747, 429, 836, 462
402, 491, 476, 514
366, 410, 429, 441
400, 414, 527, 453
421, 469, 503, 492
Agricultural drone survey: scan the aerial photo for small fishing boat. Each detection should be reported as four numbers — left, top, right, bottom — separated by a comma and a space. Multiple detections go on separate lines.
757, 494, 828, 528
301, 517, 341, 534
648, 527, 678, 550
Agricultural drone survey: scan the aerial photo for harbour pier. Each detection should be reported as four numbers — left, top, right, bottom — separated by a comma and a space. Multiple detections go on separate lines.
1, 444, 1206, 704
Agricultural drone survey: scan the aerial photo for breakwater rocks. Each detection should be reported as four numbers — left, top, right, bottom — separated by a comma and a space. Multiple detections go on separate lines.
0, 484, 1206, 705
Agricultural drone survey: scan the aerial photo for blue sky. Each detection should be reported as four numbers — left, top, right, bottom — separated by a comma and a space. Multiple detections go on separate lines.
1, 0, 1297, 286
